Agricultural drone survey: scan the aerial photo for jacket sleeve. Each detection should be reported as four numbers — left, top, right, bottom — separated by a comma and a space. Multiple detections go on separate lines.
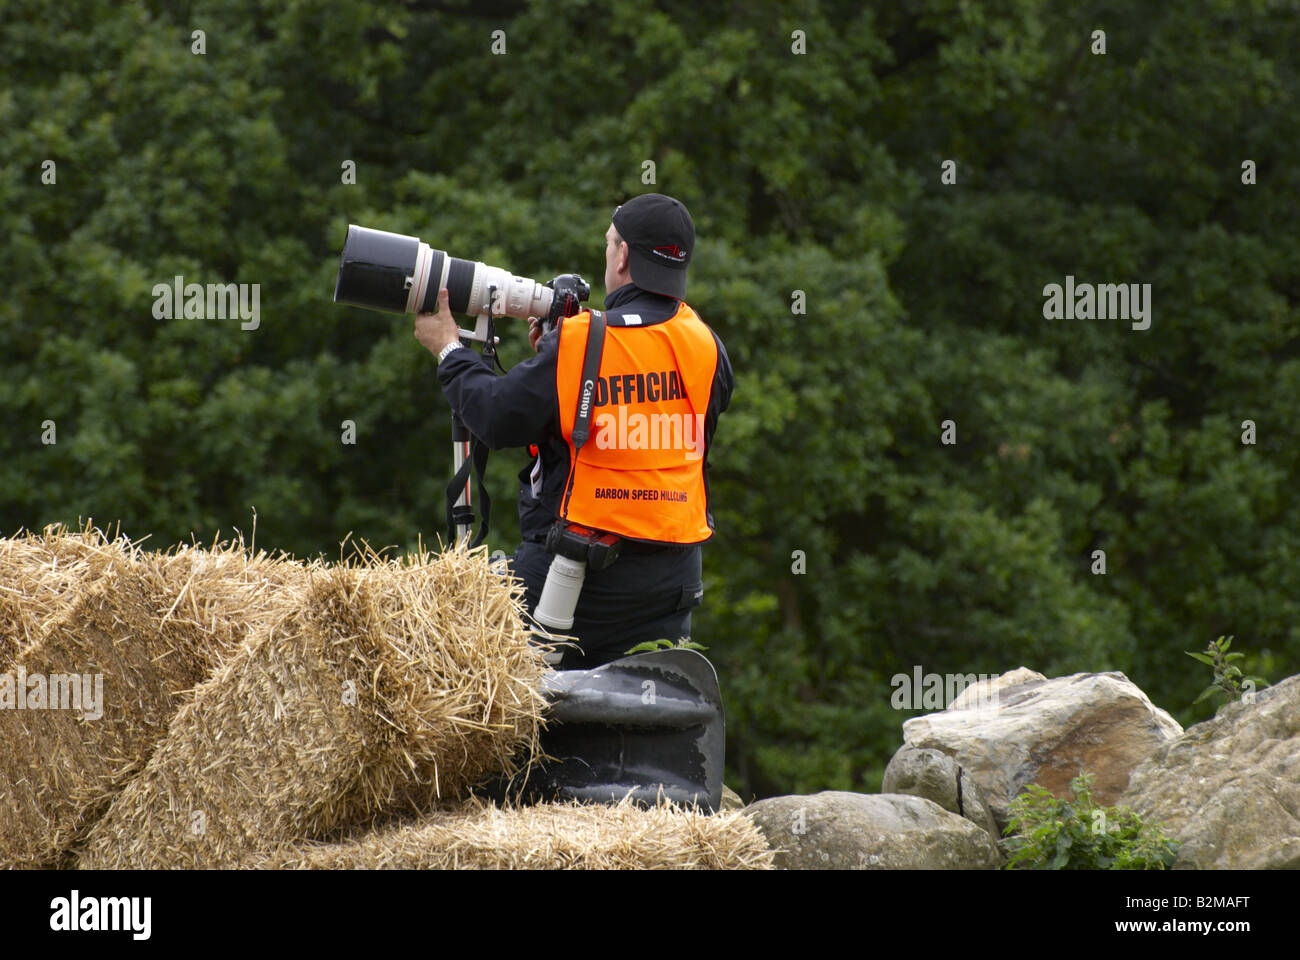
698, 329, 733, 534
704, 329, 733, 445
435, 328, 561, 450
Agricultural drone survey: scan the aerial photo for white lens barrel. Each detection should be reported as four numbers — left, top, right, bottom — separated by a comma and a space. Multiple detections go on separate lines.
469, 264, 554, 319
535, 555, 588, 631
502, 273, 554, 319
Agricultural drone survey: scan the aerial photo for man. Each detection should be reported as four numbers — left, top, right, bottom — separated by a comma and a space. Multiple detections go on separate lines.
413, 194, 732, 668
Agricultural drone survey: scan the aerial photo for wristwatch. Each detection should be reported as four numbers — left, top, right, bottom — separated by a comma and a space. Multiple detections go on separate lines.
437, 341, 464, 363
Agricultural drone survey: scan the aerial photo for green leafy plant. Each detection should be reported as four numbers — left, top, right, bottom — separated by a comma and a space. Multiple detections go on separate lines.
1002, 771, 1179, 870
624, 637, 708, 655
1185, 635, 1269, 711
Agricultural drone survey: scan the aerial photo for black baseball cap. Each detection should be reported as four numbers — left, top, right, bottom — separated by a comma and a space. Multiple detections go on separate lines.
611, 193, 694, 300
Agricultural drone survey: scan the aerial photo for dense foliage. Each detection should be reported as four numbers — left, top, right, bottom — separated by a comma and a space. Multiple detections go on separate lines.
3, 0, 1296, 799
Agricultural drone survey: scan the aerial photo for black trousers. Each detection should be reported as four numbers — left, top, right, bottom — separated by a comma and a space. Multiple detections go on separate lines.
507, 538, 704, 669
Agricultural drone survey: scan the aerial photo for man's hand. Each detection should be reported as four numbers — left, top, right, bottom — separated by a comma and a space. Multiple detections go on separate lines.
414, 288, 460, 356
528, 317, 543, 352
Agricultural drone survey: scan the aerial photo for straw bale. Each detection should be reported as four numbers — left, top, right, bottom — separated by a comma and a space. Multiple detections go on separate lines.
78, 543, 550, 869
1, 551, 196, 866
0, 528, 308, 868
0, 524, 124, 666
259, 796, 776, 870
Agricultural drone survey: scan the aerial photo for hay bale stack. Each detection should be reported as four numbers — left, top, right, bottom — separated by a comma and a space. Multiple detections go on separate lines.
0, 530, 308, 868
0, 524, 123, 666
259, 797, 776, 870
78, 544, 550, 869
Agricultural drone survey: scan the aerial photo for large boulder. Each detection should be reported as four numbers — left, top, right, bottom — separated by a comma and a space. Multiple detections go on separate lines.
1119, 673, 1300, 869
743, 791, 1000, 869
882, 745, 1000, 846
901, 669, 1182, 832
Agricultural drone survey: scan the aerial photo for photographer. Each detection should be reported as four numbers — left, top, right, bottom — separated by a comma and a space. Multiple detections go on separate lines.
413, 194, 733, 668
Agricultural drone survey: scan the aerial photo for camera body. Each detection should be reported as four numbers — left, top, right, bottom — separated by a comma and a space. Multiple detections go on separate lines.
542, 274, 591, 333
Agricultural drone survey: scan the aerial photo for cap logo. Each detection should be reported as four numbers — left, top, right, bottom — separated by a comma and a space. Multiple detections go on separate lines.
653, 243, 687, 262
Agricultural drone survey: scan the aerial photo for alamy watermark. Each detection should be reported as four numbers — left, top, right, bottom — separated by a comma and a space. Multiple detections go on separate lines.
1042, 275, 1151, 330
890, 667, 1000, 711
50, 890, 150, 940
152, 275, 260, 330
593, 407, 705, 460
0, 668, 104, 721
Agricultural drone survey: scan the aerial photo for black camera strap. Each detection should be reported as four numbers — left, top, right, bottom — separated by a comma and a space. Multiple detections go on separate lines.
560, 309, 607, 518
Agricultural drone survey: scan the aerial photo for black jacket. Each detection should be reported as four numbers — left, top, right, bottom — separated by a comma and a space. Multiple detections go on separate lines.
436, 283, 734, 546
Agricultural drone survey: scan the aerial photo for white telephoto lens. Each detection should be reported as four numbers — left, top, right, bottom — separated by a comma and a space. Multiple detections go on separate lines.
535, 555, 588, 631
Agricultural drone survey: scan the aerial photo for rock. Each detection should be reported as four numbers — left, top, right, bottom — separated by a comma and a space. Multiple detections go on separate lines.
882, 745, 1000, 846
719, 785, 744, 811
948, 667, 1047, 710
742, 791, 1000, 869
902, 669, 1182, 832
1119, 673, 1300, 869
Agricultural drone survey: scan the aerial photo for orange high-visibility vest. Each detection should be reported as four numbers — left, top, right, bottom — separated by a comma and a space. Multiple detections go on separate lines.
555, 301, 719, 543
